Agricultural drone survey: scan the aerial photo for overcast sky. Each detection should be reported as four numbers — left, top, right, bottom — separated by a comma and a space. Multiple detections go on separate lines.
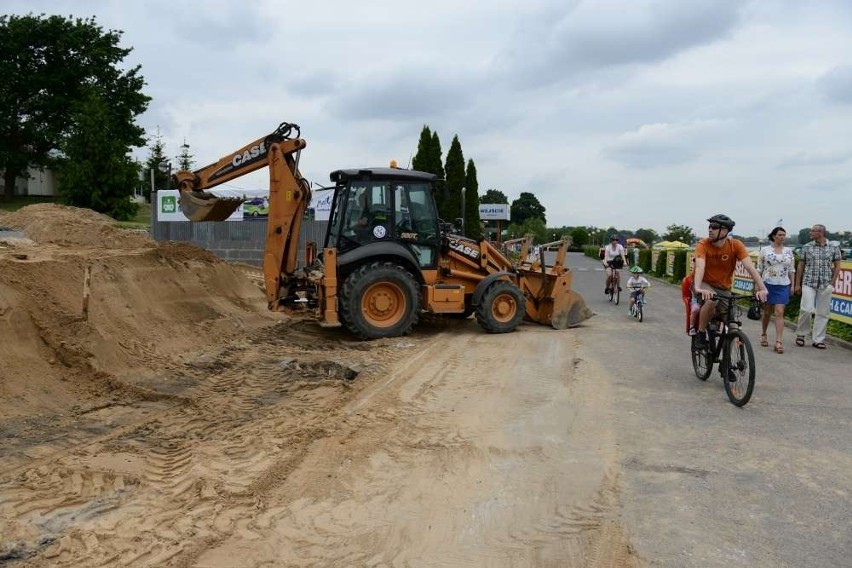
9, 0, 852, 238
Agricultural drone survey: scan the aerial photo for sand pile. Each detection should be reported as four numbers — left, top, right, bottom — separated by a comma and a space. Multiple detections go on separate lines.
0, 203, 152, 248
0, 203, 277, 422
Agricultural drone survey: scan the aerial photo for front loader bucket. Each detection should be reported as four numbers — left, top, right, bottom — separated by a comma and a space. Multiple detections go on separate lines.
520, 270, 593, 329
548, 289, 593, 329
179, 191, 244, 222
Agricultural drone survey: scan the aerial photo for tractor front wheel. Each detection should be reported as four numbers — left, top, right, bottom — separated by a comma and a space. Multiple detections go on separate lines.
475, 281, 526, 333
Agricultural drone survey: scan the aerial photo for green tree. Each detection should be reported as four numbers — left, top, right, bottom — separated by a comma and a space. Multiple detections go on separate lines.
463, 159, 482, 239
0, 14, 149, 199
797, 227, 811, 244
143, 129, 170, 202
411, 126, 434, 173
507, 217, 547, 243
481, 189, 509, 204
570, 227, 589, 247
411, 126, 446, 216
443, 135, 465, 224
662, 223, 695, 244
510, 192, 546, 225
634, 228, 658, 245
176, 141, 195, 172
57, 93, 139, 220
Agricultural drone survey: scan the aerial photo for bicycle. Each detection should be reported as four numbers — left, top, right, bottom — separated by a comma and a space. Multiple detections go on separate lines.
690, 291, 759, 407
605, 260, 623, 305
628, 284, 648, 322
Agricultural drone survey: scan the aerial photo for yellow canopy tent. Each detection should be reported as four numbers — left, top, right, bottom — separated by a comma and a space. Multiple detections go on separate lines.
654, 240, 689, 249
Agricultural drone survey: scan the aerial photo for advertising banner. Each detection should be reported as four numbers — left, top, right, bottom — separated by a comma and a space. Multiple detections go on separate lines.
734, 257, 852, 325
732, 252, 760, 294
156, 189, 250, 222
830, 260, 852, 324
157, 187, 335, 223
310, 189, 334, 221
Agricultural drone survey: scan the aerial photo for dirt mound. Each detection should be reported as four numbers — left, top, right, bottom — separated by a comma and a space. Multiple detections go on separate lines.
0, 205, 278, 426
0, 203, 152, 248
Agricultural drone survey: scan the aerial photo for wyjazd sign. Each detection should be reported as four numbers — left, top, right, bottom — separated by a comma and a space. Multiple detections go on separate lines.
479, 204, 510, 220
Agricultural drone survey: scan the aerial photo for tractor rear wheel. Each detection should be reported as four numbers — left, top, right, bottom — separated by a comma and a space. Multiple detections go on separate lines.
340, 262, 421, 340
475, 281, 526, 333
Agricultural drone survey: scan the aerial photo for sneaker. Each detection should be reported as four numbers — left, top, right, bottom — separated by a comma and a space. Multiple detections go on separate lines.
688, 326, 697, 336
693, 332, 708, 350
605, 287, 611, 295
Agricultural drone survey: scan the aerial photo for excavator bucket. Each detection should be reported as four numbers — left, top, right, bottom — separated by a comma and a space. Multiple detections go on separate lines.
513, 237, 593, 329
179, 191, 244, 222
518, 269, 593, 329
547, 288, 593, 329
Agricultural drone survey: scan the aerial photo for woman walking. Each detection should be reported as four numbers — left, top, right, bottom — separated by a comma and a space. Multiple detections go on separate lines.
757, 226, 795, 353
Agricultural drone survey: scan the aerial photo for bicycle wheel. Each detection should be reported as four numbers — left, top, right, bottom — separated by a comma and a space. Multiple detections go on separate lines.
637, 301, 643, 322
691, 336, 713, 381
608, 279, 614, 302
722, 329, 756, 407
614, 275, 621, 305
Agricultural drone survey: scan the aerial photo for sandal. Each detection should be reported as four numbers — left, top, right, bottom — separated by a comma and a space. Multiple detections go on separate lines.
813, 342, 826, 350
795, 336, 805, 347
774, 341, 784, 354
760, 334, 769, 347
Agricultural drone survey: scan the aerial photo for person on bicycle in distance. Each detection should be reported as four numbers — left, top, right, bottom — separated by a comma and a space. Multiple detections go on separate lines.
693, 214, 768, 349
602, 234, 628, 295
627, 266, 650, 311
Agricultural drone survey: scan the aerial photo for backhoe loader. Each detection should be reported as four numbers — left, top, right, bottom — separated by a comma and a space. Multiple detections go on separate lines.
173, 121, 592, 340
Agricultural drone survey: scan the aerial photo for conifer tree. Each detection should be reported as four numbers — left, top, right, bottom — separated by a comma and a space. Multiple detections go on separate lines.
464, 159, 482, 239
430, 131, 446, 217
143, 129, 170, 202
443, 135, 466, 225
411, 126, 433, 172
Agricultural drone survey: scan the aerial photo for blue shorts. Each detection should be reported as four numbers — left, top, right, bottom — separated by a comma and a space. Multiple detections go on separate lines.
765, 283, 790, 305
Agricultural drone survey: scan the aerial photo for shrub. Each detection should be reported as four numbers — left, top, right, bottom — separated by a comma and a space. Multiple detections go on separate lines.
654, 250, 667, 277
672, 250, 688, 282
638, 249, 653, 273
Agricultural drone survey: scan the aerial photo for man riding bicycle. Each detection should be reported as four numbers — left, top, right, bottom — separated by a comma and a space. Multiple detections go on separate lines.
693, 214, 768, 349
602, 234, 628, 295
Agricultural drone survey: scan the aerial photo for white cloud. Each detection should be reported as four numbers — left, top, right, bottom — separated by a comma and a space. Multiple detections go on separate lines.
6, 0, 852, 237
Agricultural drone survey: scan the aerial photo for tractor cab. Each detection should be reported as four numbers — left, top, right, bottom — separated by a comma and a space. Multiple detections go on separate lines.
325, 168, 442, 270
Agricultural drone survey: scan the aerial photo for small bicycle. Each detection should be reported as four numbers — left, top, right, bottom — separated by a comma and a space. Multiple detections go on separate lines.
605, 260, 623, 305
628, 284, 648, 322
690, 292, 759, 407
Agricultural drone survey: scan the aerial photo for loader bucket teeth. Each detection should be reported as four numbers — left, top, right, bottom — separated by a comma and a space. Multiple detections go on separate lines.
179, 191, 244, 222
549, 290, 594, 329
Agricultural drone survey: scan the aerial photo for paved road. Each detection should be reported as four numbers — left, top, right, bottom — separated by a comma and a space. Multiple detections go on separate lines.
563, 252, 851, 567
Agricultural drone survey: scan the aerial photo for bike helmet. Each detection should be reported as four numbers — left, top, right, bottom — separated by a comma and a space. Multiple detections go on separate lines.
630, 266, 643, 273
609, 234, 618, 241
707, 214, 735, 230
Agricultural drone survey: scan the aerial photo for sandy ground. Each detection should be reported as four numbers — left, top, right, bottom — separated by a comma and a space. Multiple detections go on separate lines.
0, 205, 637, 567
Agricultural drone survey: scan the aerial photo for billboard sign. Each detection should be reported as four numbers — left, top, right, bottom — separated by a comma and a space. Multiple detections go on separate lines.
479, 204, 510, 220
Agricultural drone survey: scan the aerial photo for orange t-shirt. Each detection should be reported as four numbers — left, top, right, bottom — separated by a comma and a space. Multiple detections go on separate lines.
694, 238, 748, 290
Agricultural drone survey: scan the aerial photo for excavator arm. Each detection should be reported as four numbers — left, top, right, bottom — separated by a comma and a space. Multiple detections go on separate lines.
172, 122, 312, 309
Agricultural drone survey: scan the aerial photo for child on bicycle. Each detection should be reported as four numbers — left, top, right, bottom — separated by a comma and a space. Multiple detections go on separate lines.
626, 266, 650, 311
681, 257, 700, 335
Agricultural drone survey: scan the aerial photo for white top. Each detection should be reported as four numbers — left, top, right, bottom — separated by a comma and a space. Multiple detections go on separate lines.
757, 246, 794, 286
603, 243, 625, 262
627, 275, 650, 290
